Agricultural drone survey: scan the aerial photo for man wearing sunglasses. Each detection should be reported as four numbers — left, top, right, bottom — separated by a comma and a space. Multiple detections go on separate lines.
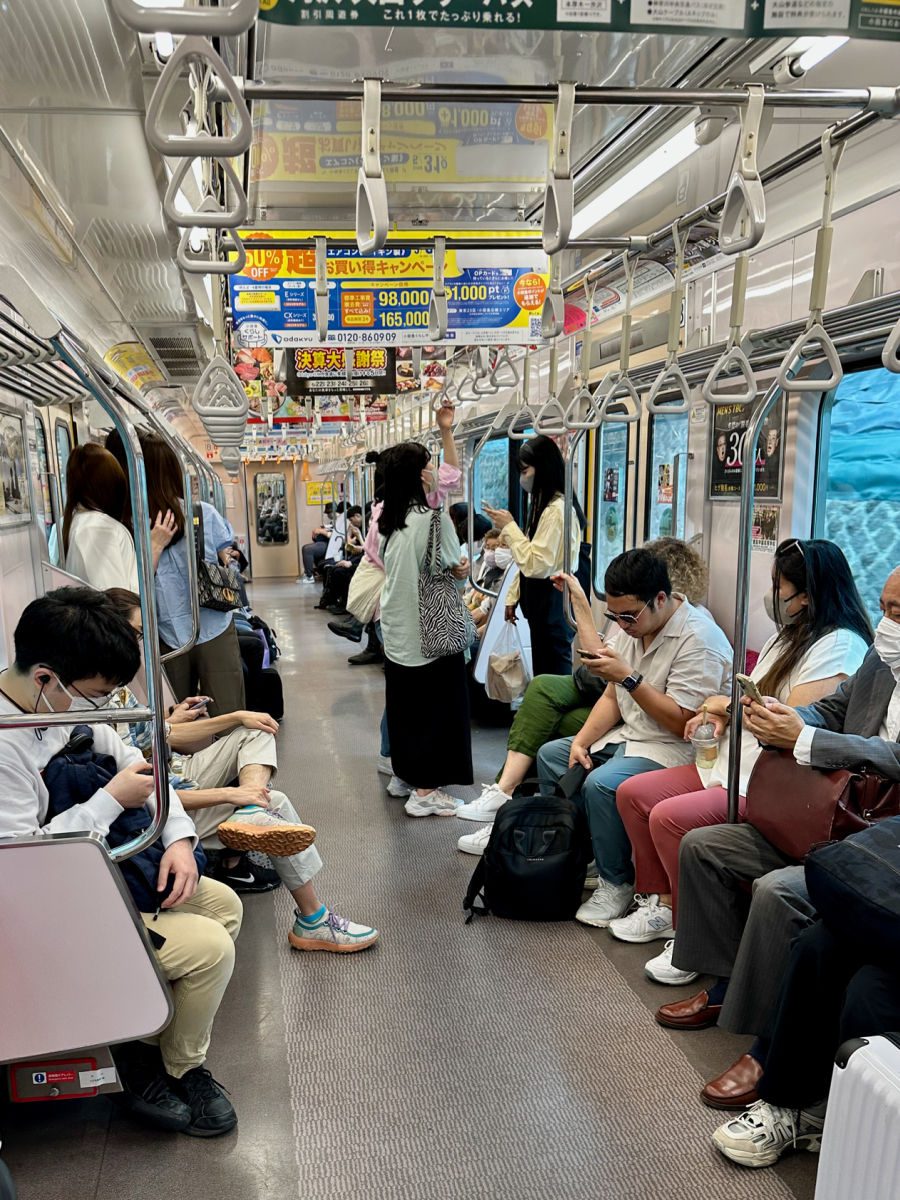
537, 547, 733, 927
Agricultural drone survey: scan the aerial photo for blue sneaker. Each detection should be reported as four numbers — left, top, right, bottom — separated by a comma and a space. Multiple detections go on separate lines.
288, 909, 379, 954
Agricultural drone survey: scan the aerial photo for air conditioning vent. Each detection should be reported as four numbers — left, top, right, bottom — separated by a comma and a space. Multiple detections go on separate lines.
140, 325, 207, 383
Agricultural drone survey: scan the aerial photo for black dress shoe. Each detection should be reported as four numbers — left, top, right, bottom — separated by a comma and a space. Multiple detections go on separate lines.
348, 648, 383, 666
174, 1067, 237, 1138
328, 618, 363, 643
327, 605, 349, 616
211, 852, 280, 894
115, 1046, 192, 1132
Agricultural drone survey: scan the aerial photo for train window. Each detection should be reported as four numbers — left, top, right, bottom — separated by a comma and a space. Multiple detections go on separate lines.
592, 423, 629, 594
33, 419, 56, 541
646, 412, 689, 540
815, 366, 900, 622
473, 435, 510, 511
54, 421, 72, 506
255, 472, 289, 544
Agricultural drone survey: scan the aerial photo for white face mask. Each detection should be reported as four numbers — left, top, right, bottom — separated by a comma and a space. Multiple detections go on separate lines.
494, 548, 513, 569
519, 470, 535, 494
483, 549, 496, 569
39, 672, 116, 713
874, 616, 900, 679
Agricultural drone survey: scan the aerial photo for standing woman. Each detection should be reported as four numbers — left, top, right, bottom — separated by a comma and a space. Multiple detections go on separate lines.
141, 435, 246, 717
62, 443, 175, 591
484, 435, 581, 677
379, 441, 473, 816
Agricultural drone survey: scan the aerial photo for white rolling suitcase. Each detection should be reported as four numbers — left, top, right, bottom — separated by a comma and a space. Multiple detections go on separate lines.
815, 1034, 900, 1200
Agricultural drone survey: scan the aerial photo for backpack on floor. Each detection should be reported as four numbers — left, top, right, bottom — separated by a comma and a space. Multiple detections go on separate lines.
463, 765, 590, 922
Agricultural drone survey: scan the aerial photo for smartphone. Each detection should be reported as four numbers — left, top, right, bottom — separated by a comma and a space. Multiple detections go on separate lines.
576, 648, 601, 660
736, 673, 765, 705
187, 697, 212, 712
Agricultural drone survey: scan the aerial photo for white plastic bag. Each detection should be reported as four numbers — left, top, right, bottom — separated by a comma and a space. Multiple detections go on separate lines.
485, 621, 531, 703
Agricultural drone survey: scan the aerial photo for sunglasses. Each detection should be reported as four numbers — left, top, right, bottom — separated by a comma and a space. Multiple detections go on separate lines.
603, 600, 650, 627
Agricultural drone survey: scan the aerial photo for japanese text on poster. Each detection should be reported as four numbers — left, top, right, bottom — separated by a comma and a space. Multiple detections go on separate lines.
708, 399, 786, 501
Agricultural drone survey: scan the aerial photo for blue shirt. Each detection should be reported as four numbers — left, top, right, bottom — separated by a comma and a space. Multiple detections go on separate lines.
156, 501, 235, 650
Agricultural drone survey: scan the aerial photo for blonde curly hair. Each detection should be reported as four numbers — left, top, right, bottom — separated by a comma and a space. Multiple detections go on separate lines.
645, 537, 708, 606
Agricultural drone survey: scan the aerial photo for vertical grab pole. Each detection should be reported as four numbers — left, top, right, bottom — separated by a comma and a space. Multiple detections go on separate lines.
53, 336, 171, 861
562, 426, 587, 630
725, 369, 795, 823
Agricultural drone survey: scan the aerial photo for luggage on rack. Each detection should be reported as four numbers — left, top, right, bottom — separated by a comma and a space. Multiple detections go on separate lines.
247, 665, 284, 722
815, 1033, 900, 1200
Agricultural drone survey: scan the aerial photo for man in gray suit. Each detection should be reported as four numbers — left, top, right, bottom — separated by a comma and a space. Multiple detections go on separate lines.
653, 566, 900, 1111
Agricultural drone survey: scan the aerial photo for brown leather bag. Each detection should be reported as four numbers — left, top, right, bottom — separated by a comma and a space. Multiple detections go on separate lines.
745, 748, 900, 860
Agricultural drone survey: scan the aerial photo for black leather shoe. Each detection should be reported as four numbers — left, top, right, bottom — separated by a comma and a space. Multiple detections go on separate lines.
174, 1067, 237, 1138
115, 1047, 192, 1132
348, 648, 383, 666
328, 619, 362, 643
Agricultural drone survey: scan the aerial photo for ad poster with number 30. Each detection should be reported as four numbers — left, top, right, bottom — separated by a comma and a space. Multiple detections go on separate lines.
708, 398, 786, 501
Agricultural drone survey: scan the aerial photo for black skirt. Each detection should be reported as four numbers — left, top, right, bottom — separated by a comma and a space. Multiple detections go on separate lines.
384, 652, 473, 790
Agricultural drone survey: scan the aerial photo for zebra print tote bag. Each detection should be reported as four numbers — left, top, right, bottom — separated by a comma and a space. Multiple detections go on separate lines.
419, 508, 475, 660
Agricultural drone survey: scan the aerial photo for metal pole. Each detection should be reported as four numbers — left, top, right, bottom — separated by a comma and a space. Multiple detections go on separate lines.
239, 236, 638, 252
562, 427, 588, 631
53, 333, 172, 864
235, 81, 877, 110
725, 367, 797, 823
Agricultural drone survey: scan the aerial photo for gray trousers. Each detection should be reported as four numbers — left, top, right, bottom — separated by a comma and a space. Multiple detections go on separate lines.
672, 823, 817, 1039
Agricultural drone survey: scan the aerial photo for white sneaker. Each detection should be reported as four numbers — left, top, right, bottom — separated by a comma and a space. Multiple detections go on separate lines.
455, 782, 511, 823
608, 895, 675, 944
387, 775, 413, 798
288, 909, 379, 954
644, 939, 700, 986
298, 576, 316, 585
713, 1101, 824, 1169
584, 863, 600, 890
376, 755, 393, 776
404, 789, 460, 817
458, 824, 493, 855
574, 879, 633, 927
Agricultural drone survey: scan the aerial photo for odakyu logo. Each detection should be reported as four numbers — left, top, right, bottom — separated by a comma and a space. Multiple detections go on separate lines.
234, 320, 269, 349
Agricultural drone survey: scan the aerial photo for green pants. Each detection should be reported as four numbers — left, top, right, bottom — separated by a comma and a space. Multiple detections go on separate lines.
504, 673, 595, 762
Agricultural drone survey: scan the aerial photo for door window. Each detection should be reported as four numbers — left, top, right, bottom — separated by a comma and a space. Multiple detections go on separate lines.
255, 472, 289, 544
54, 421, 72, 506
593, 423, 629, 594
646, 412, 689, 539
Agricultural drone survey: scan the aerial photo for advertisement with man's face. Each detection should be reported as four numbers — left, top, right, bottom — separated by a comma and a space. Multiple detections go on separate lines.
708, 398, 785, 501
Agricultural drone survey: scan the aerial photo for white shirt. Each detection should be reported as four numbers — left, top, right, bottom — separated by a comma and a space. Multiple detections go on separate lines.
589, 596, 734, 769
63, 508, 139, 592
0, 693, 196, 847
705, 627, 869, 794
794, 677, 900, 763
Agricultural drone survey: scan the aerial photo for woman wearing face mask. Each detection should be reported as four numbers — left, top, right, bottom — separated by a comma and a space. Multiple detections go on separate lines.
610, 538, 873, 974
483, 435, 582, 677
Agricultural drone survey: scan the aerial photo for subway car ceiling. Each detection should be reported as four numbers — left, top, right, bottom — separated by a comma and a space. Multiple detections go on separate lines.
0, 4, 898, 634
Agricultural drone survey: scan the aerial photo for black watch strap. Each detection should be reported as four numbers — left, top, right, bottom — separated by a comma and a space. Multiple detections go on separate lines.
620, 672, 644, 693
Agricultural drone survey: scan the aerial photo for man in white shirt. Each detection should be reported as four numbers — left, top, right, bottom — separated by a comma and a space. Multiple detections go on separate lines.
0, 588, 240, 1138
655, 566, 900, 1115
536, 547, 733, 927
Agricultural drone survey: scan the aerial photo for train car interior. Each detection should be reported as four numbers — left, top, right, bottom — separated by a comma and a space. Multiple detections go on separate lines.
1, 3, 899, 1199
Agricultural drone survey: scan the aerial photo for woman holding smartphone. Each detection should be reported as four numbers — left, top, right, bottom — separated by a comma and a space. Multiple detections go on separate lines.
483, 435, 582, 677
610, 538, 872, 976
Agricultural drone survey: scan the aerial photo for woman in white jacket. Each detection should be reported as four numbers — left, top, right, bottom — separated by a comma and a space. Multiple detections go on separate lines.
62, 443, 175, 591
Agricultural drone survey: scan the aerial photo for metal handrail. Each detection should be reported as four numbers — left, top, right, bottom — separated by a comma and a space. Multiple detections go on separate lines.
562, 427, 589, 631
466, 398, 519, 595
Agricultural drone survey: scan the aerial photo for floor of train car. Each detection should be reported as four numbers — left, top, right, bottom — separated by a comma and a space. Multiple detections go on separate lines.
3, 582, 816, 1200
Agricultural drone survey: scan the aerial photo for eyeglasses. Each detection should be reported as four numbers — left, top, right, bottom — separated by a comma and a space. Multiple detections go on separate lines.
603, 600, 650, 627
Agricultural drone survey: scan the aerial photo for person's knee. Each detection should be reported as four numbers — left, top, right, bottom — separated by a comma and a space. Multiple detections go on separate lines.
190, 919, 238, 978
751, 867, 808, 916
266, 788, 302, 824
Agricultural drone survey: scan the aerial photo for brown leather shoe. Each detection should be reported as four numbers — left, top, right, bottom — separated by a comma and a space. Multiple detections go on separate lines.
655, 990, 722, 1030
700, 1053, 763, 1110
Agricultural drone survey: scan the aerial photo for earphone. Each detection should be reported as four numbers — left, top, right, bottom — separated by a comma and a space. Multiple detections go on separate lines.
36, 673, 52, 685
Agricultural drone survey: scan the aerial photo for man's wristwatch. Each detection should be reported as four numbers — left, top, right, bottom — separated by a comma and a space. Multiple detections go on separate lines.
619, 672, 644, 693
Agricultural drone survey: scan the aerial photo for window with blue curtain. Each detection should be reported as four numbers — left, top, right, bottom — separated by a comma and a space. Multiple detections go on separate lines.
473, 434, 511, 512
816, 366, 900, 624
646, 412, 689, 540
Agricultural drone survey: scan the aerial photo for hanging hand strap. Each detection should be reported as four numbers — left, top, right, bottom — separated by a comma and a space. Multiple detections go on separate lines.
719, 85, 766, 255
646, 224, 691, 414
702, 252, 756, 406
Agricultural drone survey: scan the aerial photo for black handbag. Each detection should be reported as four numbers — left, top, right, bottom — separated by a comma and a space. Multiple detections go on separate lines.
194, 505, 240, 613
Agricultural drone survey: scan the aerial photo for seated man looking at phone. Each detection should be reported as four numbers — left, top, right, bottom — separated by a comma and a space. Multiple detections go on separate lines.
536, 548, 733, 926
107, 589, 379, 956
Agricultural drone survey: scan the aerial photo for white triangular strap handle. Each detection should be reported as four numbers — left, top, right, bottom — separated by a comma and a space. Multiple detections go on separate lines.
111, 0, 257, 36
177, 227, 246, 275
490, 346, 519, 388
145, 37, 252, 157
193, 356, 247, 412
356, 79, 388, 255
535, 395, 568, 436
719, 85, 766, 255
883, 317, 900, 373
456, 372, 479, 403
598, 374, 642, 424
777, 321, 843, 392
541, 254, 565, 340
428, 237, 448, 340
564, 383, 603, 431
541, 82, 576, 255
508, 403, 538, 440
702, 344, 756, 406
473, 368, 498, 396
645, 359, 692, 413
164, 158, 248, 229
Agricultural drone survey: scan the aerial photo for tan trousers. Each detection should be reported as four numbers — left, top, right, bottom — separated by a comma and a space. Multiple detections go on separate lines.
141, 876, 242, 1079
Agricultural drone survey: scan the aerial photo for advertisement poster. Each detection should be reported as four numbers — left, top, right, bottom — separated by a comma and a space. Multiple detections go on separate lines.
304, 481, 336, 506
228, 236, 550, 347
602, 467, 620, 503
708, 398, 785, 501
103, 342, 165, 393
752, 505, 781, 553
286, 347, 396, 396
396, 346, 448, 395
657, 463, 673, 504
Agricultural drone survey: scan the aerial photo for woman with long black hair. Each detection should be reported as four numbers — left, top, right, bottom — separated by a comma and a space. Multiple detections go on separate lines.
379, 441, 473, 816
483, 434, 582, 677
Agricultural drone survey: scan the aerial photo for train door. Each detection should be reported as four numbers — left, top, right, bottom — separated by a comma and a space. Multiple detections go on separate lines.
246, 462, 300, 579
31, 413, 58, 552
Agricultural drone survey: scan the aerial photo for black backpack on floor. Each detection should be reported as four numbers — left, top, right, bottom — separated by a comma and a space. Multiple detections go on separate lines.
463, 765, 590, 922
